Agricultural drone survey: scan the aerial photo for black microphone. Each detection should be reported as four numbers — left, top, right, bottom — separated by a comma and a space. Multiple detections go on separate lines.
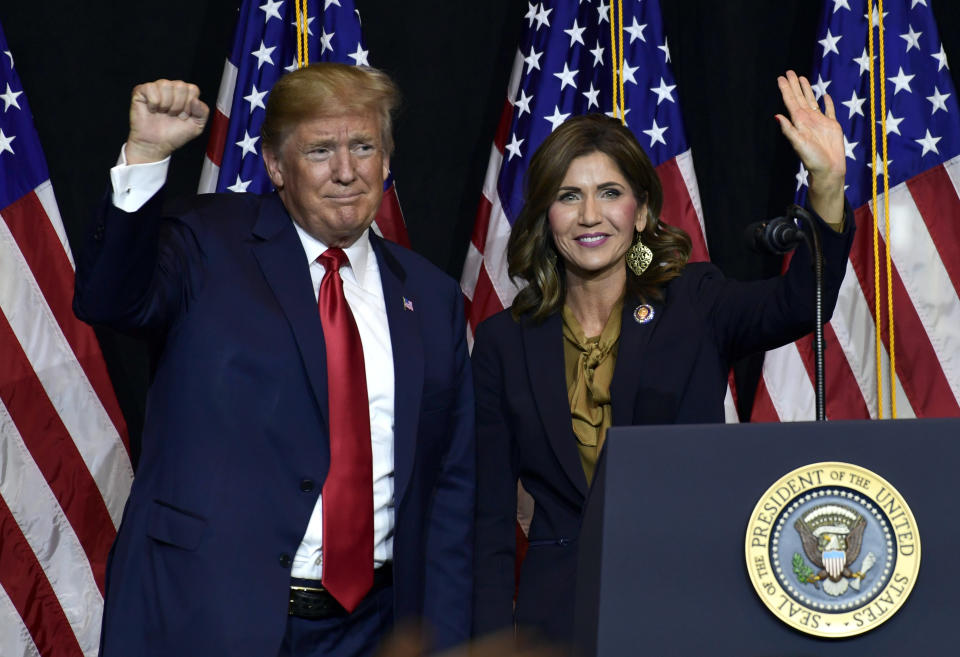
745, 216, 804, 254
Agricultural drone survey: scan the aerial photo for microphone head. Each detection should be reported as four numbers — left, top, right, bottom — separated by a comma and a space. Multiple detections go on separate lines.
744, 217, 802, 255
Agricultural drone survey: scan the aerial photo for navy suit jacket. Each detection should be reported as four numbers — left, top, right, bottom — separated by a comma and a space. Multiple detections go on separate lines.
74, 190, 475, 656
471, 210, 853, 643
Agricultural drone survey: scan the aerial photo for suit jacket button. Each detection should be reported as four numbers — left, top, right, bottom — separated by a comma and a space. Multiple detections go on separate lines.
279, 553, 292, 568
300, 479, 315, 493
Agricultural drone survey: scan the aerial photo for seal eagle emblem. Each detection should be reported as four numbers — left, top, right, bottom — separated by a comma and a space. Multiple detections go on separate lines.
793, 504, 875, 597
745, 462, 920, 638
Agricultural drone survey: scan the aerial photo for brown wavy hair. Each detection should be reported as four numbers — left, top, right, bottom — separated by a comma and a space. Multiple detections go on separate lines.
508, 113, 692, 322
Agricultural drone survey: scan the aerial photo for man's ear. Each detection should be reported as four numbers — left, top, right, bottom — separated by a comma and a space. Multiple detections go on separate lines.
262, 145, 284, 189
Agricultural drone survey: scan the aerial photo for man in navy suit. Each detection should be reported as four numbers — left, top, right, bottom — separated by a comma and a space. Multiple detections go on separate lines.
74, 64, 474, 657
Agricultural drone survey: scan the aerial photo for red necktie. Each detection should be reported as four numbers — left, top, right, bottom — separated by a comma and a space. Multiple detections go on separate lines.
316, 248, 373, 613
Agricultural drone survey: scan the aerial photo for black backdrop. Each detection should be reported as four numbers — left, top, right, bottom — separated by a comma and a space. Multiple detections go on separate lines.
3, 1, 958, 458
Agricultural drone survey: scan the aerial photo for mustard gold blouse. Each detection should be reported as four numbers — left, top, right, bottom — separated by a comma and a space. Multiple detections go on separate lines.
561, 299, 623, 485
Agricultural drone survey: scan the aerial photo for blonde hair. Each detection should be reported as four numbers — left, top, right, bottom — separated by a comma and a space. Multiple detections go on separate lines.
261, 63, 400, 155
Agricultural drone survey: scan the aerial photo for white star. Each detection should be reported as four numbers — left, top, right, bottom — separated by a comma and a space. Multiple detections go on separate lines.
853, 47, 875, 76
888, 67, 914, 95
642, 119, 668, 147
841, 90, 866, 118
621, 60, 639, 86
524, 46, 543, 73
878, 110, 904, 136
544, 106, 571, 132
865, 6, 888, 29
650, 77, 676, 105
927, 86, 951, 114
324, 0, 341, 7
795, 164, 809, 190
236, 130, 260, 158
348, 43, 369, 66
259, 0, 283, 23
227, 175, 252, 193
605, 107, 631, 120
590, 41, 605, 67
0, 129, 15, 155
582, 83, 600, 109
525, 2, 538, 26
597, 1, 610, 25
251, 40, 276, 69
319, 28, 335, 54
867, 152, 893, 175
291, 15, 315, 36
843, 135, 858, 161
915, 129, 941, 156
931, 44, 949, 72
832, 0, 850, 12
564, 19, 586, 47
554, 63, 578, 90
505, 133, 524, 161
0, 83, 22, 111
810, 74, 831, 100
900, 25, 922, 52
285, 57, 299, 73
244, 84, 268, 113
514, 89, 533, 116
658, 37, 671, 63
534, 4, 552, 29
819, 29, 842, 56
911, 0, 927, 7
624, 18, 647, 44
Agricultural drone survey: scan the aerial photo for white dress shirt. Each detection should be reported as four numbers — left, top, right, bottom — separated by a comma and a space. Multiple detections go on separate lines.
110, 147, 396, 581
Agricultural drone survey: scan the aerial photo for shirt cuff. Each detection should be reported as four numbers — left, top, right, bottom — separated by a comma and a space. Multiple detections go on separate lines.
110, 144, 170, 212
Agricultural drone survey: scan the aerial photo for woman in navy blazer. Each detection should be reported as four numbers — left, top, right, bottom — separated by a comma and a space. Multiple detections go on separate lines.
471, 72, 854, 645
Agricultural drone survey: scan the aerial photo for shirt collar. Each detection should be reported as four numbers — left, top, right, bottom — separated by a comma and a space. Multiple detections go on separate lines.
292, 221, 373, 289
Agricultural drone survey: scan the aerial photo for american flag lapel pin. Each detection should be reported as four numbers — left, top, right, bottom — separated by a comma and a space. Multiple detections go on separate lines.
402, 297, 414, 312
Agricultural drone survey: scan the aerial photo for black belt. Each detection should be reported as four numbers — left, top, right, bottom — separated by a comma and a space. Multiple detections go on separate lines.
288, 564, 392, 619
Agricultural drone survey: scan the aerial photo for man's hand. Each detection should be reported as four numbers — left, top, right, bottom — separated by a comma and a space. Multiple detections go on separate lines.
775, 70, 846, 229
126, 79, 209, 165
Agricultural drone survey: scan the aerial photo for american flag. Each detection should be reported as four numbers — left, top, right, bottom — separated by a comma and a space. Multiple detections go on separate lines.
0, 23, 133, 657
199, 0, 409, 246
460, 0, 736, 420
753, 0, 960, 420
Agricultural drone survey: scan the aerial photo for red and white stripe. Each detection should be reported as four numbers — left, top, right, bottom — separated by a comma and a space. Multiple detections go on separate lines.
0, 181, 134, 657
753, 155, 960, 421
198, 58, 238, 194
461, 51, 737, 421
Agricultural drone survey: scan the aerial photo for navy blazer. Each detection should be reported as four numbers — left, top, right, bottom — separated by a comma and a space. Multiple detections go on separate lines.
74, 190, 475, 656
471, 211, 853, 643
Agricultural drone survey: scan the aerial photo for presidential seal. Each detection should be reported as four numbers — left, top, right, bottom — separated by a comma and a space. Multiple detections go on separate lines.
745, 462, 920, 638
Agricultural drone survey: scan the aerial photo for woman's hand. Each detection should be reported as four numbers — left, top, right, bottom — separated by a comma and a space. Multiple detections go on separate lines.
775, 70, 845, 229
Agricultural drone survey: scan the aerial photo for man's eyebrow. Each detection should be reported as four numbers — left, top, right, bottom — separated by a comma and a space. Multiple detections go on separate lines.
298, 136, 336, 150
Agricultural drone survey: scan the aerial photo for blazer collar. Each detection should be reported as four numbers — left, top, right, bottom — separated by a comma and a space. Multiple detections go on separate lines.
369, 234, 422, 507
250, 194, 331, 431
610, 295, 665, 426
522, 312, 589, 498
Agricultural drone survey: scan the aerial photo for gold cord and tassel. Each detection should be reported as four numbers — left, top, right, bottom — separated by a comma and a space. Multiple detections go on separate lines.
867, 0, 896, 418
295, 0, 310, 68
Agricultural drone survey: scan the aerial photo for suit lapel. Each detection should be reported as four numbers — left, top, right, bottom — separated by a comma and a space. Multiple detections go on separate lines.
523, 313, 588, 498
249, 195, 330, 427
370, 235, 422, 507
611, 297, 663, 426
